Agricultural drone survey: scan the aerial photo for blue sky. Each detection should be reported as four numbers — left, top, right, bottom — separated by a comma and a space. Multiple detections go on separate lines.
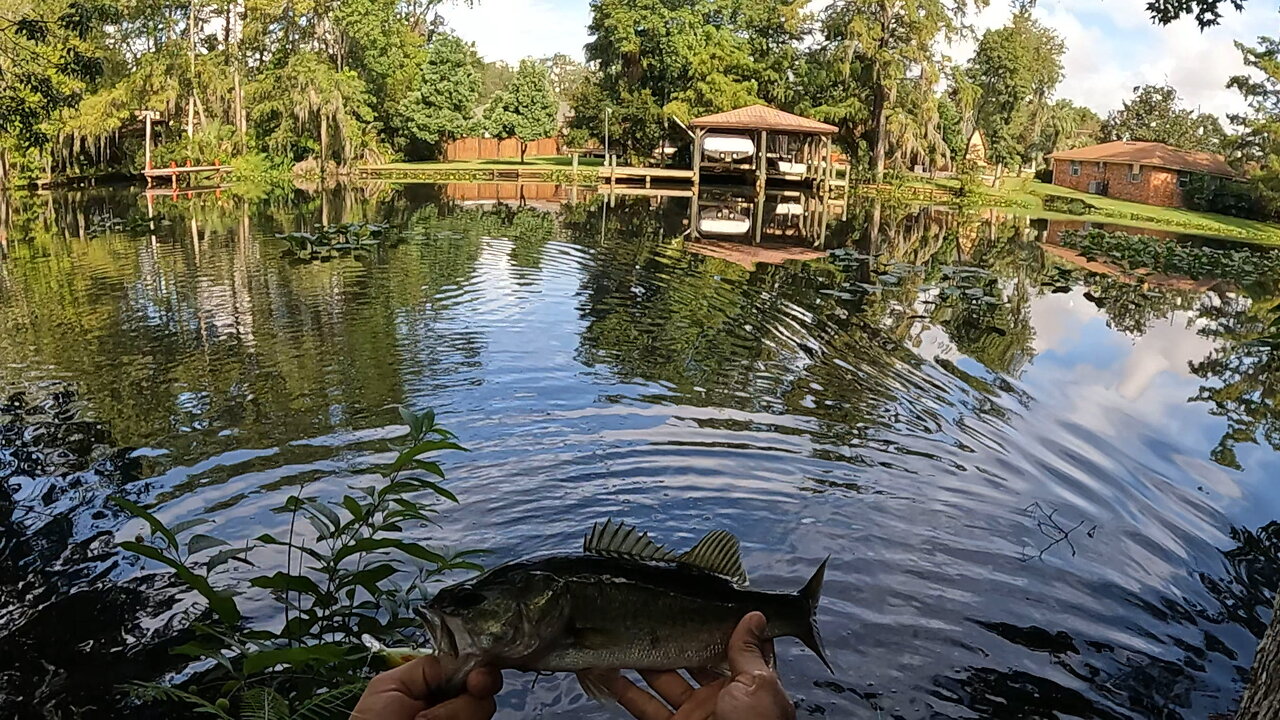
440, 0, 1280, 121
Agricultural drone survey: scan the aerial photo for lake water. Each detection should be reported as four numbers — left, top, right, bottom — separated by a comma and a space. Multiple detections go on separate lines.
2, 184, 1280, 719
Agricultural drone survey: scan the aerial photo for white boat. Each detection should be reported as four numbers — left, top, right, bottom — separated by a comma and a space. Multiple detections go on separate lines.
702, 134, 755, 162
774, 160, 807, 179
698, 208, 752, 236
773, 202, 804, 216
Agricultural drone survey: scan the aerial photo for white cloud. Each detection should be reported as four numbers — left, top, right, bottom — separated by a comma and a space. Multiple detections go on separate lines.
954, 0, 1273, 121
437, 0, 591, 65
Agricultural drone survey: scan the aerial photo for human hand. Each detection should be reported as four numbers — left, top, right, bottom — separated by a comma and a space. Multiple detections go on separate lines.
588, 612, 795, 720
350, 656, 502, 720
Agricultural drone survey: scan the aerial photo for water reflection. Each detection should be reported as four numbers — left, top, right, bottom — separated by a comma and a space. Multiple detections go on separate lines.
0, 185, 1279, 718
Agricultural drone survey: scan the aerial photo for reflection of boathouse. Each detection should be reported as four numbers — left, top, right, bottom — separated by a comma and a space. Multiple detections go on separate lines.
690, 105, 837, 195
686, 188, 831, 269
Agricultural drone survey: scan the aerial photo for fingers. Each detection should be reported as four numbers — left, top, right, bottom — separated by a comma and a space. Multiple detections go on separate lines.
638, 670, 695, 709
367, 655, 448, 700
670, 680, 725, 720
727, 611, 772, 676
687, 669, 723, 687
415, 693, 497, 720
592, 672, 672, 720
466, 667, 503, 698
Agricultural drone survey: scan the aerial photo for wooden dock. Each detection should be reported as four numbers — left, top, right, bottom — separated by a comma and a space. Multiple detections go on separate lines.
143, 163, 232, 188
354, 164, 693, 187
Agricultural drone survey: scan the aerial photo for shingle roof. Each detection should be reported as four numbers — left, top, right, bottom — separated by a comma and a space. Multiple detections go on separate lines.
691, 105, 837, 135
1048, 141, 1237, 177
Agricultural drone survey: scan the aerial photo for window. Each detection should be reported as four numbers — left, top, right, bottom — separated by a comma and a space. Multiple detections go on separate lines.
1070, 161, 1081, 176
1129, 165, 1142, 183
1178, 172, 1191, 189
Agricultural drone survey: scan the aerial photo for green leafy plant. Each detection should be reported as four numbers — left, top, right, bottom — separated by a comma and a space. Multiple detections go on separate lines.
278, 222, 392, 261
113, 407, 480, 719
1061, 229, 1280, 284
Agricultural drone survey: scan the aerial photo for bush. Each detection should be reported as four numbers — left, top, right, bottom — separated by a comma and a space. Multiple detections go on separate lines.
1183, 175, 1269, 220
115, 407, 482, 719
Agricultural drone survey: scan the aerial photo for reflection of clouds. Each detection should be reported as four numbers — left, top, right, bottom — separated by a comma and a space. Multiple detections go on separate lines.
1030, 292, 1092, 356
1115, 316, 1215, 401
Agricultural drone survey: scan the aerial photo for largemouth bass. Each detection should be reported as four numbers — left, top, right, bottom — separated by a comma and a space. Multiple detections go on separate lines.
418, 521, 830, 697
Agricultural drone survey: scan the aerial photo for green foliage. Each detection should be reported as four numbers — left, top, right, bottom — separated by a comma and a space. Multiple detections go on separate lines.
1146, 0, 1245, 27
576, 0, 800, 160
1061, 229, 1280, 283
278, 222, 392, 261
0, 1, 112, 149
812, 0, 987, 179
397, 32, 482, 159
1100, 84, 1228, 152
1183, 174, 1270, 220
485, 59, 558, 161
113, 408, 481, 718
967, 9, 1065, 169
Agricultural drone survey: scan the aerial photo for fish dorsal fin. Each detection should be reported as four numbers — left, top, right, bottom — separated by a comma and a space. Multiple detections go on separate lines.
584, 520, 677, 562
678, 530, 748, 585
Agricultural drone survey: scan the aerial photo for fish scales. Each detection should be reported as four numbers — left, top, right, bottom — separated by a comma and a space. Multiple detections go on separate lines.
417, 522, 830, 698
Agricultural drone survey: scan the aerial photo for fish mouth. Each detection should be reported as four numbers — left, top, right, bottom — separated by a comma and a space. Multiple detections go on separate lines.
419, 607, 469, 659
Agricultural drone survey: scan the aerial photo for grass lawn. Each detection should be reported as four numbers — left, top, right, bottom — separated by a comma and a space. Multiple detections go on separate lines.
368, 156, 605, 171
988, 177, 1280, 246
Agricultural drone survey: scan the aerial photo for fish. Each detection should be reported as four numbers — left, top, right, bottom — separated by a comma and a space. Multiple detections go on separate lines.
417, 520, 830, 699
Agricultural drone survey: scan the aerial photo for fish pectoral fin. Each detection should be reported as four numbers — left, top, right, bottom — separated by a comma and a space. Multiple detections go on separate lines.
575, 669, 621, 702
677, 529, 749, 585
700, 661, 731, 678
584, 519, 677, 562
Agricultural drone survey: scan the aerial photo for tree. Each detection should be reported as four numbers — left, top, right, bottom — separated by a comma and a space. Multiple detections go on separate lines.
1037, 99, 1101, 154
1229, 37, 1280, 197
966, 9, 1065, 171
814, 0, 986, 182
540, 53, 590, 102
576, 0, 799, 162
1100, 84, 1226, 152
0, 1, 109, 149
397, 32, 481, 158
1146, 0, 1245, 26
484, 59, 557, 163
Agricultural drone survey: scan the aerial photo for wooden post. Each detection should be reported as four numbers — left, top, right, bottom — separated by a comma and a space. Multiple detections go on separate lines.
756, 129, 768, 196
692, 128, 703, 196
753, 191, 765, 245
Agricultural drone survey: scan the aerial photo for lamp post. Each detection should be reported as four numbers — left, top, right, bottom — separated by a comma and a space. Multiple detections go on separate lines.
604, 107, 612, 166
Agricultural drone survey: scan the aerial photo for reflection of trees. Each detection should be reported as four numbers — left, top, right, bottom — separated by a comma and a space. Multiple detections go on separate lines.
0, 188, 546, 468
1189, 294, 1280, 470
566, 197, 1041, 451
0, 385, 179, 719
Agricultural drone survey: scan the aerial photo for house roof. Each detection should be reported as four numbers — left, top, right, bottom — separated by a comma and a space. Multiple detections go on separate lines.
691, 105, 838, 135
1048, 140, 1237, 177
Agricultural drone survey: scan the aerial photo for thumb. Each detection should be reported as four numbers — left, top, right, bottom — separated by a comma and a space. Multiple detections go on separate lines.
727, 612, 771, 676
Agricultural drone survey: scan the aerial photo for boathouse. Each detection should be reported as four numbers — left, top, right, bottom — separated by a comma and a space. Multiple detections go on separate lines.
690, 105, 837, 194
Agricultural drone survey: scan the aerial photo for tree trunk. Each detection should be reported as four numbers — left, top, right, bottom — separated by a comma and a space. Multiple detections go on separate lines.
869, 75, 888, 183
319, 113, 329, 173
233, 69, 245, 150
520, 141, 527, 164
1240, 591, 1280, 719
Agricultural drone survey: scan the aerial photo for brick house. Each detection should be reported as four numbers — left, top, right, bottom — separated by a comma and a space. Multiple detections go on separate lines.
1047, 140, 1237, 209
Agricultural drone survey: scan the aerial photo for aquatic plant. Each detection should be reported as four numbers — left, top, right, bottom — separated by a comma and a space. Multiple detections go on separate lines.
278, 221, 392, 261
1061, 229, 1280, 283
114, 407, 481, 719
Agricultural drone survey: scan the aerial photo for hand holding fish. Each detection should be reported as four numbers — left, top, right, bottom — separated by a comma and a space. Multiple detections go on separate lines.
600, 612, 795, 720
350, 655, 502, 720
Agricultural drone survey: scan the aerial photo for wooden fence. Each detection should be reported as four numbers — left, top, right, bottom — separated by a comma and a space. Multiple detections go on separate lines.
444, 137, 560, 161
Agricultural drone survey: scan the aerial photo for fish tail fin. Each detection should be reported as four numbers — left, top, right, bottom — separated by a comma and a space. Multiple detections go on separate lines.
795, 555, 833, 674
